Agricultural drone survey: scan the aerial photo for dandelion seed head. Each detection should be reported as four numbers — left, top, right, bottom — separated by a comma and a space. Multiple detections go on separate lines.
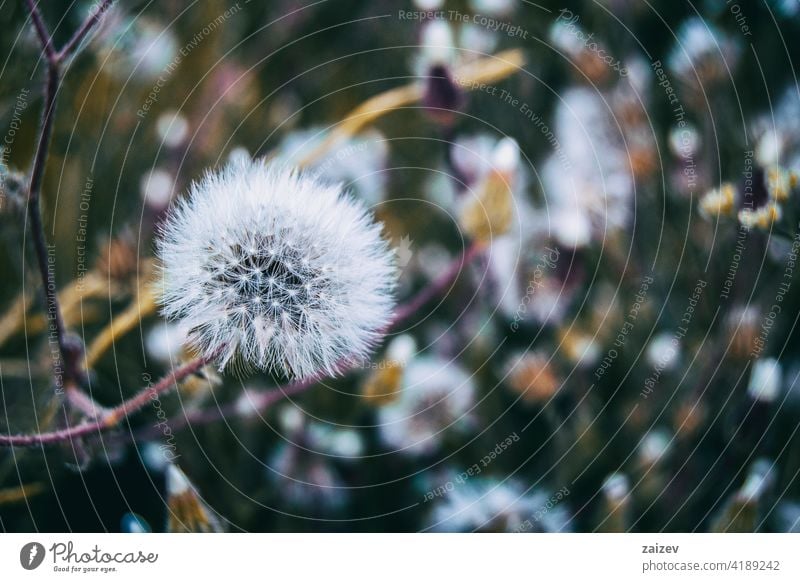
156, 159, 397, 380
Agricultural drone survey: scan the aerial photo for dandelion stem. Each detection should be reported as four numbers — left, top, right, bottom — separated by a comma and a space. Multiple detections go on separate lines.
0, 349, 217, 448
390, 240, 484, 327
128, 241, 486, 439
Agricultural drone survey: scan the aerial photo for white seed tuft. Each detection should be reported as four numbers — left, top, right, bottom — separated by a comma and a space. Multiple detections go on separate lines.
155, 159, 397, 380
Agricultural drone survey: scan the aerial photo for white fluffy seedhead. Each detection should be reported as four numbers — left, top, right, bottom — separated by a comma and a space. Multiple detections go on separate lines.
155, 159, 397, 380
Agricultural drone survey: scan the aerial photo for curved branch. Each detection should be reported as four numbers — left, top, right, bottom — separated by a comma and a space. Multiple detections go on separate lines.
0, 349, 217, 448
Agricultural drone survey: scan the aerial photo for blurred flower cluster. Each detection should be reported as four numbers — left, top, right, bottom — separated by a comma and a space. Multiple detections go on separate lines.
1, 0, 800, 534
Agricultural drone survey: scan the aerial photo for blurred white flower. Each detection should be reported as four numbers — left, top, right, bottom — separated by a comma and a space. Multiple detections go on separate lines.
775, 501, 800, 532
121, 512, 151, 533
602, 472, 629, 502
645, 332, 680, 371
385, 334, 418, 366
145, 321, 188, 364
267, 443, 347, 510
156, 159, 397, 379
458, 22, 499, 56
748, 358, 782, 403
307, 424, 365, 458
468, 0, 516, 17
753, 89, 800, 169
638, 429, 672, 465
226, 146, 251, 166
413, 0, 445, 9
266, 406, 365, 509
551, 207, 592, 249
93, 10, 178, 81
418, 20, 457, 69
278, 128, 389, 206
669, 123, 701, 159
736, 459, 775, 503
156, 110, 190, 148
378, 356, 476, 456
427, 478, 570, 532
140, 168, 175, 211
542, 88, 633, 247
668, 18, 740, 87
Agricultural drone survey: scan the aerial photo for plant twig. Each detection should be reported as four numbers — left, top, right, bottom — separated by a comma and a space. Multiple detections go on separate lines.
0, 348, 217, 448
132, 243, 486, 439
26, 51, 70, 382
56, 0, 114, 64
2, 238, 483, 447
23, 0, 57, 60
21, 0, 115, 387
390, 240, 484, 326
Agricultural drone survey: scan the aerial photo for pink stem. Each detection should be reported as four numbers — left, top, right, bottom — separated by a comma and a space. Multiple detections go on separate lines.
390, 240, 483, 326
132, 242, 485, 439
0, 351, 216, 448
65, 386, 107, 418
56, 0, 114, 64
2, 241, 484, 447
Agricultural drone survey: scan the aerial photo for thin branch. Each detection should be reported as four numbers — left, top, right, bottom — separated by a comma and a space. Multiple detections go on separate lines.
132, 243, 486, 439
20, 0, 115, 388
0, 349, 218, 448
1, 239, 484, 447
25, 59, 75, 383
390, 240, 484, 326
56, 0, 114, 64
23, 0, 57, 60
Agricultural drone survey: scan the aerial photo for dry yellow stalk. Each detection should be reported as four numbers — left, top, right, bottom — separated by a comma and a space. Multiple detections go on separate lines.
0, 482, 44, 505
84, 285, 157, 368
298, 49, 525, 167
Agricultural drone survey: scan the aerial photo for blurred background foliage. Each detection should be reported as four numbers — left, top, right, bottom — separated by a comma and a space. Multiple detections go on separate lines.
2, 0, 800, 532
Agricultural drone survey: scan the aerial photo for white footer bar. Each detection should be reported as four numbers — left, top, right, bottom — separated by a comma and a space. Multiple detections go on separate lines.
1, 534, 797, 581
